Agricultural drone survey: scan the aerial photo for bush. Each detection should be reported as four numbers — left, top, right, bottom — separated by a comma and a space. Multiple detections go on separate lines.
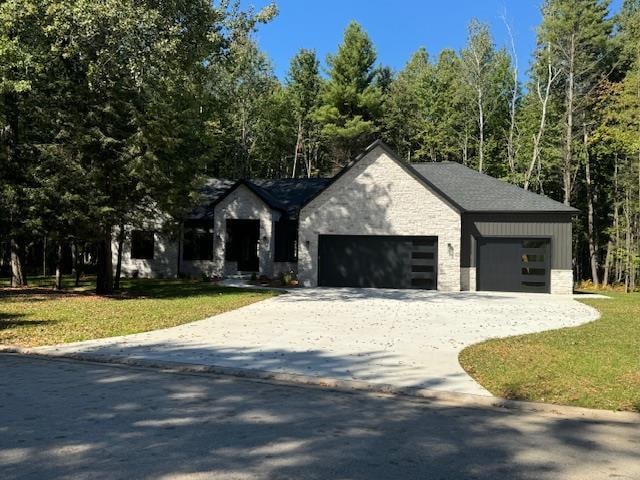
280, 270, 297, 286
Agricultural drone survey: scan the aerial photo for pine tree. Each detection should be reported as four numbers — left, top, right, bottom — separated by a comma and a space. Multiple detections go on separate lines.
0, 0, 48, 287
314, 21, 383, 169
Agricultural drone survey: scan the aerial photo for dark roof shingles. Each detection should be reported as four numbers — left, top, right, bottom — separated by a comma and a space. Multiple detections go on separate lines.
188, 177, 330, 218
410, 161, 577, 213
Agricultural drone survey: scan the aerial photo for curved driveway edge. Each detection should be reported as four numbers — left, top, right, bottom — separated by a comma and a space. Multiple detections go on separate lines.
1, 351, 637, 423
25, 288, 600, 396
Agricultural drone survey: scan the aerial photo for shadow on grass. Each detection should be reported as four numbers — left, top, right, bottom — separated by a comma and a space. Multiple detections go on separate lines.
0, 280, 272, 302
116, 280, 273, 300
1, 355, 638, 480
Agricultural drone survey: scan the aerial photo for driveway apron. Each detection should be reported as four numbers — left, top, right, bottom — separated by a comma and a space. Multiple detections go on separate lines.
35, 288, 598, 395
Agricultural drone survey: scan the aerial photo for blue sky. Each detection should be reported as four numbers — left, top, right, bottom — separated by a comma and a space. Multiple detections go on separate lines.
242, 0, 623, 83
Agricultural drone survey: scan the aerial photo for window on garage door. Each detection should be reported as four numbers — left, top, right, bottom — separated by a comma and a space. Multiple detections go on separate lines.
477, 238, 550, 293
318, 235, 438, 289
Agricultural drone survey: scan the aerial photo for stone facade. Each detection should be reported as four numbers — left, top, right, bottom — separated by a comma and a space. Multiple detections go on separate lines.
213, 184, 278, 277
460, 267, 477, 292
297, 148, 462, 291
112, 226, 179, 279
550, 269, 574, 295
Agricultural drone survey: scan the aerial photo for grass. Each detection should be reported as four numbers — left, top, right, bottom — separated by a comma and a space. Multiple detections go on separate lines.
0, 277, 277, 347
459, 292, 640, 412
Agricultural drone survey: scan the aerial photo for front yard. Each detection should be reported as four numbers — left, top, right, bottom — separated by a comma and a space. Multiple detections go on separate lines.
459, 292, 640, 412
0, 279, 276, 347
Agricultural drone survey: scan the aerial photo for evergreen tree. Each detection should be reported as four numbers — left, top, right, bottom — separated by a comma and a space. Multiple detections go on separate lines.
0, 0, 49, 286
314, 21, 383, 169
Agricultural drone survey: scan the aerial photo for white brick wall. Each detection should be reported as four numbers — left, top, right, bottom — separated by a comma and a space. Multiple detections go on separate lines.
213, 184, 278, 277
112, 227, 179, 279
551, 269, 574, 294
461, 267, 477, 291
298, 147, 462, 291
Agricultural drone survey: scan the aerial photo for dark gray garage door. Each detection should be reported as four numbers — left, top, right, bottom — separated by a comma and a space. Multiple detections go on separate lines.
477, 238, 551, 293
318, 235, 437, 289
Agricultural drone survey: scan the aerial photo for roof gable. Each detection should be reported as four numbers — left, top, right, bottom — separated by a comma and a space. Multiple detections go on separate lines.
300, 140, 463, 212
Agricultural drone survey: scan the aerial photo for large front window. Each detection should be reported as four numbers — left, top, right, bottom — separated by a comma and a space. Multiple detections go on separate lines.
274, 220, 298, 262
183, 219, 214, 261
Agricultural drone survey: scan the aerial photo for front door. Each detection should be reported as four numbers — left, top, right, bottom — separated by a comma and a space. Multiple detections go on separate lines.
226, 220, 260, 272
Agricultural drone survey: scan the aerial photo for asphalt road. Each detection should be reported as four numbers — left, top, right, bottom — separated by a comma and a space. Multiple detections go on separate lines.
1, 355, 638, 480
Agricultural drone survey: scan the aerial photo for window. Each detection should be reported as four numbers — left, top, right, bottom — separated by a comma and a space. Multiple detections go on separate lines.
131, 230, 154, 259
183, 220, 214, 261
274, 220, 298, 262
522, 239, 547, 249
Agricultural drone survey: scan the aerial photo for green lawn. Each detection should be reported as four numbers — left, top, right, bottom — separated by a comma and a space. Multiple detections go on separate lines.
459, 292, 640, 412
0, 278, 277, 347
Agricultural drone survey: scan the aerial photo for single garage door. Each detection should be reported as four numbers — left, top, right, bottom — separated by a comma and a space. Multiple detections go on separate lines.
477, 238, 551, 293
318, 235, 437, 289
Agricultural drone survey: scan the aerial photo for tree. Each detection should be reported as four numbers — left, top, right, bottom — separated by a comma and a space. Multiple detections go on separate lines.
287, 49, 321, 178
419, 49, 474, 164
538, 0, 613, 205
382, 48, 430, 160
314, 21, 383, 169
0, 0, 49, 287
206, 30, 278, 178
41, 0, 266, 293
460, 20, 495, 173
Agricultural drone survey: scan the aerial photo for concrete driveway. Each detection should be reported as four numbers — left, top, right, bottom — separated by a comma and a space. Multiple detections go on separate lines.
36, 288, 599, 395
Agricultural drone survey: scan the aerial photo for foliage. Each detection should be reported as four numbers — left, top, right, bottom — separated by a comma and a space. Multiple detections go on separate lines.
313, 22, 383, 169
1, 4, 640, 289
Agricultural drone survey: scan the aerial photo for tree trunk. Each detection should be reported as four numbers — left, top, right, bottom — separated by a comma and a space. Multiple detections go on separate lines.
584, 127, 599, 286
525, 48, 557, 191
477, 89, 484, 173
54, 241, 63, 290
562, 35, 576, 206
613, 157, 622, 283
95, 228, 113, 295
42, 235, 47, 277
292, 119, 302, 178
505, 20, 518, 177
113, 224, 125, 290
624, 191, 631, 293
10, 237, 26, 288
603, 240, 612, 287
5, 91, 26, 288
73, 242, 83, 287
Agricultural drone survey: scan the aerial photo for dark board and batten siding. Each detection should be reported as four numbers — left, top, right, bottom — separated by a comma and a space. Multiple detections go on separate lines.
461, 213, 573, 270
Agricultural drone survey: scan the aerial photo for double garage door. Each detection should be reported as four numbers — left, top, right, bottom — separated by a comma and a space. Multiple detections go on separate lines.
318, 235, 437, 289
317, 235, 551, 293
477, 237, 551, 293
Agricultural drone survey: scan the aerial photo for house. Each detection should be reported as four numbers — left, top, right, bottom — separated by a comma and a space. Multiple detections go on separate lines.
115, 140, 578, 294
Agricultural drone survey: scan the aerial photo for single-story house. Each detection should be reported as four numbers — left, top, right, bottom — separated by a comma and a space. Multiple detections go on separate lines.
115, 140, 578, 294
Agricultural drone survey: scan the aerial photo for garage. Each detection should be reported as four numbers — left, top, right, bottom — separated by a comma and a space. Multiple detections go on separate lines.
477, 237, 551, 293
318, 235, 437, 289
